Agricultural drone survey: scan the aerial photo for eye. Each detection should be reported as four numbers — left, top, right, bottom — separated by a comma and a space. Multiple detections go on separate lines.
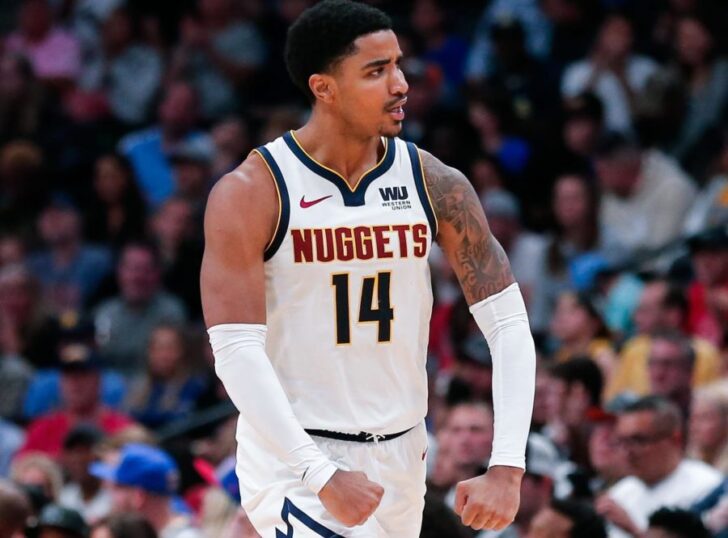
369, 68, 384, 77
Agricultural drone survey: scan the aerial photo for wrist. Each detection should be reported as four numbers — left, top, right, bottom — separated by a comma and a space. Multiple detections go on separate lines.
486, 465, 524, 485
304, 460, 338, 495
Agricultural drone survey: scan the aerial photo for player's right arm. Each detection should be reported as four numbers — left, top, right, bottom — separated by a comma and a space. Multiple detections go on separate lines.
201, 154, 383, 526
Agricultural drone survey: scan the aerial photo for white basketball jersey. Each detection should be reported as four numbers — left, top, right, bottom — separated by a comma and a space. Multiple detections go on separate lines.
254, 131, 437, 434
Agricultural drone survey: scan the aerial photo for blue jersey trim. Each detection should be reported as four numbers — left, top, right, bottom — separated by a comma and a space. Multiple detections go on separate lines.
406, 142, 438, 238
282, 131, 396, 207
275, 497, 344, 538
256, 146, 290, 261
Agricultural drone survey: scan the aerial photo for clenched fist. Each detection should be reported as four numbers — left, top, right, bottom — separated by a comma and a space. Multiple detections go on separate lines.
318, 470, 384, 527
454, 466, 523, 531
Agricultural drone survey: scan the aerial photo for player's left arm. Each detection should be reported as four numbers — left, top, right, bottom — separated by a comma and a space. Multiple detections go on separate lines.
421, 149, 536, 532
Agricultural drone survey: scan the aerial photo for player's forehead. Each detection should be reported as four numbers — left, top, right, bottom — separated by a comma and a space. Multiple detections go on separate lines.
343, 29, 402, 68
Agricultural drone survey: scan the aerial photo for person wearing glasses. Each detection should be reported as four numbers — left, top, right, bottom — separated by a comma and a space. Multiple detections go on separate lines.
594, 396, 722, 538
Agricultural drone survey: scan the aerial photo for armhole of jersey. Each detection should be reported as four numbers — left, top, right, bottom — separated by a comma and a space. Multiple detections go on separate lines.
405, 142, 438, 239
252, 147, 290, 261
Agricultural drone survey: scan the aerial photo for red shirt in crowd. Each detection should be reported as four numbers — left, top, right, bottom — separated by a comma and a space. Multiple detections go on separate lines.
18, 408, 134, 458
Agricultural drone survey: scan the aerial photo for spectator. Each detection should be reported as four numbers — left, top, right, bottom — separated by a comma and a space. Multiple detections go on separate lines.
586, 407, 627, 495
548, 292, 613, 367
607, 279, 722, 399
688, 385, 728, 474
10, 452, 63, 503
663, 15, 728, 178
428, 402, 492, 501
126, 324, 207, 428
0, 479, 31, 538
21, 320, 128, 419
0, 233, 25, 268
409, 0, 468, 101
531, 174, 610, 334
59, 425, 111, 524
561, 14, 658, 134
91, 513, 157, 538
74, 7, 163, 126
168, 0, 266, 121
466, 0, 552, 83
27, 197, 113, 317
0, 139, 49, 233
596, 132, 696, 254
90, 444, 203, 538
684, 134, 728, 235
645, 330, 696, 421
150, 197, 204, 319
644, 507, 711, 538
83, 154, 147, 248
0, 273, 35, 421
0, 263, 58, 370
167, 141, 214, 221
35, 504, 89, 538
4, 0, 82, 88
468, 91, 532, 180
18, 340, 133, 458
210, 116, 251, 180
527, 498, 607, 538
687, 225, 728, 346
94, 242, 186, 374
597, 396, 723, 538
118, 81, 212, 208
556, 93, 605, 175
0, 52, 51, 144
543, 357, 603, 466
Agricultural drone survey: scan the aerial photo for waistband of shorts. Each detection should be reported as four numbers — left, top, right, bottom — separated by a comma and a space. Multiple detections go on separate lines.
304, 426, 414, 443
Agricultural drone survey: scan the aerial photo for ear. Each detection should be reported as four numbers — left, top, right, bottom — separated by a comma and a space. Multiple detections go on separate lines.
308, 73, 336, 104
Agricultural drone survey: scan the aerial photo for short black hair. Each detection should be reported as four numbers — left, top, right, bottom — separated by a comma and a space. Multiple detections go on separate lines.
285, 0, 392, 102
648, 507, 711, 538
621, 395, 684, 434
549, 357, 604, 407
550, 499, 607, 538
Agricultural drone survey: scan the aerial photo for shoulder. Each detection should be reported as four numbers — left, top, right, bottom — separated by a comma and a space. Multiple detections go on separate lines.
119, 127, 161, 152
206, 152, 276, 216
608, 476, 645, 501
679, 459, 724, 482
204, 152, 279, 249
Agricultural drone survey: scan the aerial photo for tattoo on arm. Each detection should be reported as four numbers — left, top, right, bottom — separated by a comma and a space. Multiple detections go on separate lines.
421, 151, 515, 304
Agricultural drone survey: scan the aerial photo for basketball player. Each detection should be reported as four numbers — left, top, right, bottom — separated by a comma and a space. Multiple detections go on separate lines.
201, 1, 535, 536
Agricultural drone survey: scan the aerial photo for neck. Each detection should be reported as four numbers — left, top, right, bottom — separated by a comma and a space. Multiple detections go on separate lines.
69, 404, 100, 422
146, 501, 173, 532
52, 241, 79, 265
643, 453, 681, 487
295, 113, 384, 189
562, 225, 590, 247
80, 478, 101, 500
162, 127, 186, 146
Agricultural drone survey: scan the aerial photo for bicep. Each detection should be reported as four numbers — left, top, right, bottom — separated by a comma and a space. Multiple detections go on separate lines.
200, 168, 276, 327
422, 150, 514, 305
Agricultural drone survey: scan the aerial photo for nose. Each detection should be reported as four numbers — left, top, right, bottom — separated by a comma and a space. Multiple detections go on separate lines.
391, 66, 408, 96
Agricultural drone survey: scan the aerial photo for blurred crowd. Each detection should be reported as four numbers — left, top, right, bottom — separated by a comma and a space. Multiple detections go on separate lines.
1, 0, 728, 537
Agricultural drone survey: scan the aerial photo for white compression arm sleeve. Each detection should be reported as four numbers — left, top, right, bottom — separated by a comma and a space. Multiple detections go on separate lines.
470, 283, 535, 469
208, 324, 338, 494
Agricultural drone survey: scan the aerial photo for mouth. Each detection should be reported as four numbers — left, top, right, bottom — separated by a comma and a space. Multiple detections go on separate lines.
386, 97, 407, 121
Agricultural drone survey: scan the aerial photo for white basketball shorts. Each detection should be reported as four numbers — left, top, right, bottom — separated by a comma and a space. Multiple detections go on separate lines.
235, 419, 428, 537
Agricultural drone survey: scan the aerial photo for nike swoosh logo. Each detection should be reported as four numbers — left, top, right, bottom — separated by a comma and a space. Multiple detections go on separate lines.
300, 195, 332, 208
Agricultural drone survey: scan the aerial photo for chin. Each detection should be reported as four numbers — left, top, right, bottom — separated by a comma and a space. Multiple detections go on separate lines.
380, 122, 403, 138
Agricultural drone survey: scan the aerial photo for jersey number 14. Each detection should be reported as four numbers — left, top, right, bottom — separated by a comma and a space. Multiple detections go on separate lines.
331, 272, 393, 344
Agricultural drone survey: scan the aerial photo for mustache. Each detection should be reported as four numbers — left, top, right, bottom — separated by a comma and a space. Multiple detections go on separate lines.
384, 95, 407, 110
